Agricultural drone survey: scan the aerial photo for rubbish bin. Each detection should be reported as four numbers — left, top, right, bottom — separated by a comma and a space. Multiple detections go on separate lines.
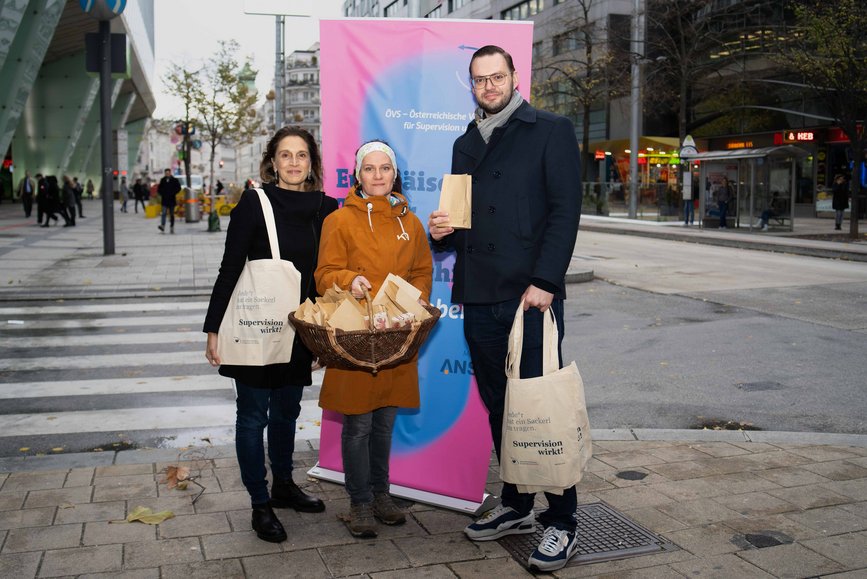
184, 187, 201, 222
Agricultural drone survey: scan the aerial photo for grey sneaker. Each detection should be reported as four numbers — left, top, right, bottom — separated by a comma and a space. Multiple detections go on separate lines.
372, 493, 406, 525
346, 502, 377, 538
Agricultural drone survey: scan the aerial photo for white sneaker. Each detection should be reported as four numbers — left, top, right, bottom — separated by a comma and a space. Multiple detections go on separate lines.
464, 504, 535, 541
761, 224, 768, 231
528, 526, 580, 571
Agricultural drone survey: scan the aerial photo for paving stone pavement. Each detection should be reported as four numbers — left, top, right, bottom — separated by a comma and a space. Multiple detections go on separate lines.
2, 202, 867, 577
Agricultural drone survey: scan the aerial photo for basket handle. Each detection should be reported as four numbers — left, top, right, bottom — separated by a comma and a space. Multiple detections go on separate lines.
361, 285, 375, 331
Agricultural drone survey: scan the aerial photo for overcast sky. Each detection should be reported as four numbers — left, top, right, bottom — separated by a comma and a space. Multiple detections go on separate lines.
153, 0, 343, 119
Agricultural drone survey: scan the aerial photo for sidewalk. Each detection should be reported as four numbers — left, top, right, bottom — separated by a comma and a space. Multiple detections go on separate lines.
1, 200, 866, 577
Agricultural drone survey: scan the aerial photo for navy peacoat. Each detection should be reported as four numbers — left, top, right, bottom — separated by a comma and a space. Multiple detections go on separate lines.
440, 100, 582, 304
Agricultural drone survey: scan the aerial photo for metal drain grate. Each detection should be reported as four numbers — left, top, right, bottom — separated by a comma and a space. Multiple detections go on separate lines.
499, 502, 678, 569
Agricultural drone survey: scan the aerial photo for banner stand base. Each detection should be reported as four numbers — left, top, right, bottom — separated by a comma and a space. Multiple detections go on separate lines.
308, 463, 491, 515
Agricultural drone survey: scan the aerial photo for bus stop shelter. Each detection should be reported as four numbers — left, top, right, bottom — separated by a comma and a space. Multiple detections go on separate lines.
681, 145, 809, 231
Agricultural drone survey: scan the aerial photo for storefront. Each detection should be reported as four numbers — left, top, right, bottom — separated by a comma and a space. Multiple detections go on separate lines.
680, 145, 809, 231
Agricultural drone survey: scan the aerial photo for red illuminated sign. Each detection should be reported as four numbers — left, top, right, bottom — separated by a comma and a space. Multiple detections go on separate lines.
784, 130, 815, 143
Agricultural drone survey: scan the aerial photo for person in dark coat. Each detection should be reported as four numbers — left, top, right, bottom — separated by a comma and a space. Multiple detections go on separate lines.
203, 126, 338, 544
428, 45, 581, 572
156, 169, 180, 233
42, 176, 61, 227
16, 171, 35, 218
832, 174, 849, 231
73, 177, 84, 218
60, 175, 76, 226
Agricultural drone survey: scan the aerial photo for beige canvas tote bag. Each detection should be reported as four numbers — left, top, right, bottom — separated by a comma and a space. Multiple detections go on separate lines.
217, 189, 301, 366
500, 302, 592, 495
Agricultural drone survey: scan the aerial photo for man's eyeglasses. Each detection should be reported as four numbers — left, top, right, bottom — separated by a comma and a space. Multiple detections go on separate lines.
471, 72, 511, 89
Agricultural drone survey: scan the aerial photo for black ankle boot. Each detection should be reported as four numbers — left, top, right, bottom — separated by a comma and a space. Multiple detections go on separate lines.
251, 503, 287, 543
271, 477, 325, 513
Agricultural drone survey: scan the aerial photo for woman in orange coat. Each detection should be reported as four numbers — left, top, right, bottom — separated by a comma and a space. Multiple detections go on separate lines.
315, 140, 432, 538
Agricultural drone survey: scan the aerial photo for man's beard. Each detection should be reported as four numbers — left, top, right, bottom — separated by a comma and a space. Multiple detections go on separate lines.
477, 84, 514, 116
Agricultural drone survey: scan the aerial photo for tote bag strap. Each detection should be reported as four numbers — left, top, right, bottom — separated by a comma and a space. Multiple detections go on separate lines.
505, 300, 560, 379
253, 188, 281, 260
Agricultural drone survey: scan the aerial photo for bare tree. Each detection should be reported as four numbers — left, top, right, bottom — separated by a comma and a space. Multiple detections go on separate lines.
163, 65, 200, 190
192, 40, 261, 232
532, 0, 628, 182
780, 0, 867, 237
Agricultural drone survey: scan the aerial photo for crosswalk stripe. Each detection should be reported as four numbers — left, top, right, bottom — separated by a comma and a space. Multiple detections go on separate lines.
0, 330, 201, 349
0, 302, 208, 316
0, 371, 323, 399
2, 314, 205, 330
0, 375, 231, 399
0, 400, 323, 438
0, 350, 207, 371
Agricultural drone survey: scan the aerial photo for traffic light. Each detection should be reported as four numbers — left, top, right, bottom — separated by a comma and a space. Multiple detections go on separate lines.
219, 160, 224, 168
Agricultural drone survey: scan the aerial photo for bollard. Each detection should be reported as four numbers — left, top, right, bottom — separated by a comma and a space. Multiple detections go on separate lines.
184, 187, 201, 222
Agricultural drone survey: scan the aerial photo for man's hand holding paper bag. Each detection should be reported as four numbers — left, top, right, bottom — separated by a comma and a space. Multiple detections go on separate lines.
435, 174, 472, 230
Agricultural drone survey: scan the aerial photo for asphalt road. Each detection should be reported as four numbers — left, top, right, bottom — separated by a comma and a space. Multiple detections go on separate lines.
563, 231, 867, 434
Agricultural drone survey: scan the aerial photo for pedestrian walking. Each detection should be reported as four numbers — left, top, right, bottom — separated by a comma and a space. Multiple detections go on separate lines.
157, 169, 180, 233
832, 174, 849, 231
60, 176, 76, 226
85, 178, 94, 200
119, 177, 130, 213
73, 177, 85, 218
315, 140, 433, 539
133, 177, 147, 213
203, 126, 337, 544
16, 171, 35, 218
42, 175, 61, 227
35, 174, 47, 225
428, 45, 582, 572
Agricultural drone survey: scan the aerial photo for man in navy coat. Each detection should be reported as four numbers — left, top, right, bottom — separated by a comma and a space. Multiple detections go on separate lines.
429, 45, 581, 571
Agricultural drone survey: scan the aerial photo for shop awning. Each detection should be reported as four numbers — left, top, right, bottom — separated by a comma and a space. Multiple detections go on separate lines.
680, 145, 809, 161
588, 136, 680, 154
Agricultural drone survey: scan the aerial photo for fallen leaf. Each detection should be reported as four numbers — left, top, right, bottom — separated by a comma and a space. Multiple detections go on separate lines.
177, 481, 189, 490
18, 447, 29, 452
164, 465, 191, 489
51, 447, 64, 452
126, 506, 174, 525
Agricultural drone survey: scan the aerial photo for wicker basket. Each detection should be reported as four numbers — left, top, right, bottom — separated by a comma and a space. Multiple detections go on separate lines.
288, 293, 441, 374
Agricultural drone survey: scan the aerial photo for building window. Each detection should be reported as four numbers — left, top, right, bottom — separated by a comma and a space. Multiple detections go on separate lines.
501, 0, 542, 20
532, 41, 543, 60
448, 0, 469, 12
384, 0, 398, 16
426, 6, 442, 18
553, 29, 582, 56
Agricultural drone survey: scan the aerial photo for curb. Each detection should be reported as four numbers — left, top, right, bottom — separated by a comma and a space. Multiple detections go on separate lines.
2, 429, 865, 474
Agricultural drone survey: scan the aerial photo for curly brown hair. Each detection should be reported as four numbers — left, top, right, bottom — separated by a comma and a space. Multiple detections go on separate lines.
259, 126, 323, 191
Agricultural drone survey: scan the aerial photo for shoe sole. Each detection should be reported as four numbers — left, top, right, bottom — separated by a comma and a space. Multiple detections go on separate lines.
528, 541, 580, 571
374, 514, 406, 525
465, 522, 535, 541
254, 530, 287, 543
348, 526, 377, 538
270, 498, 325, 513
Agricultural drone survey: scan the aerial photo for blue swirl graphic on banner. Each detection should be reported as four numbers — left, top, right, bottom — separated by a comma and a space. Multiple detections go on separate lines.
360, 51, 476, 452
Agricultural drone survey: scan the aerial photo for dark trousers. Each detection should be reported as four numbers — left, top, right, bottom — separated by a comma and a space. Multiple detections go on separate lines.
60, 206, 74, 226
341, 406, 398, 505
23, 196, 33, 218
234, 381, 303, 506
134, 197, 147, 212
464, 297, 577, 532
718, 201, 729, 228
75, 194, 84, 218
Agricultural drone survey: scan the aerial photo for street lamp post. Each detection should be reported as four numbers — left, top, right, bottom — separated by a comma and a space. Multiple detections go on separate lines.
628, 0, 644, 219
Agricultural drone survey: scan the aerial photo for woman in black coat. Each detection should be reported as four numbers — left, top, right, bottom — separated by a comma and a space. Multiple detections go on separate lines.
203, 126, 338, 543
832, 174, 849, 231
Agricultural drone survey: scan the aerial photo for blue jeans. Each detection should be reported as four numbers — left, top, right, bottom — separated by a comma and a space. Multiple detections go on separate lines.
718, 201, 729, 228
683, 200, 694, 224
464, 297, 577, 532
342, 406, 398, 505
160, 205, 174, 228
235, 381, 303, 505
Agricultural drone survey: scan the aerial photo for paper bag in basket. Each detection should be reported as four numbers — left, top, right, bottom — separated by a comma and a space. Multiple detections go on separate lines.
438, 174, 471, 229
499, 302, 592, 495
217, 189, 301, 366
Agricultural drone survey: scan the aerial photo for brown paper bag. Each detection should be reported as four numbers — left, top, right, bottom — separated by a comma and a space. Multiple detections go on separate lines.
439, 174, 472, 229
328, 298, 368, 331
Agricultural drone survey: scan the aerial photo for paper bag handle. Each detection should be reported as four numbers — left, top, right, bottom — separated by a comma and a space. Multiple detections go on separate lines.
505, 300, 560, 379
361, 285, 375, 331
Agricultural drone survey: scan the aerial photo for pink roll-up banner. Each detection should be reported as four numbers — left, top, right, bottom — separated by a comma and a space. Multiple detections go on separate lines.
309, 18, 534, 512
